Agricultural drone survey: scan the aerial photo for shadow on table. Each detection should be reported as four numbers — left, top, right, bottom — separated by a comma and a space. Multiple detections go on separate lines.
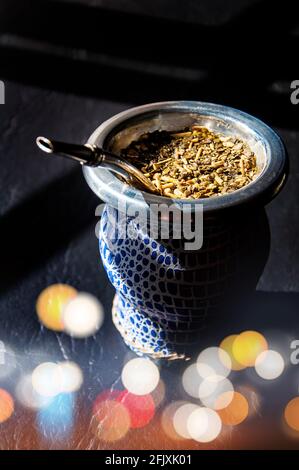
0, 168, 98, 296
0, 0, 298, 129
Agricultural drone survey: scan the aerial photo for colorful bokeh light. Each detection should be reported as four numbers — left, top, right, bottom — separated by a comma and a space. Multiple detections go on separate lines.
161, 401, 187, 440
182, 363, 204, 399
254, 350, 285, 380
121, 358, 160, 396
16, 374, 53, 410
0, 389, 14, 423
220, 334, 246, 371
217, 391, 249, 425
31, 361, 83, 398
284, 397, 299, 432
197, 347, 231, 378
36, 284, 77, 331
62, 293, 104, 338
93, 389, 122, 402
117, 390, 155, 428
57, 361, 83, 393
232, 330, 268, 367
151, 380, 166, 408
32, 362, 62, 398
93, 398, 131, 442
182, 361, 233, 409
187, 406, 222, 443
37, 392, 75, 439
199, 376, 234, 410
173, 403, 198, 439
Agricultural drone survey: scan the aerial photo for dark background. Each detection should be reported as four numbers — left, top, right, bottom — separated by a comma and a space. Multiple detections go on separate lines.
0, 0, 299, 450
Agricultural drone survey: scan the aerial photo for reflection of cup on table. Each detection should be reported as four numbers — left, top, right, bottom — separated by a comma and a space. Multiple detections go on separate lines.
83, 101, 287, 359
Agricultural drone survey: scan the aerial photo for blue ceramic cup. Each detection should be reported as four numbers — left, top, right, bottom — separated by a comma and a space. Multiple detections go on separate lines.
83, 102, 287, 359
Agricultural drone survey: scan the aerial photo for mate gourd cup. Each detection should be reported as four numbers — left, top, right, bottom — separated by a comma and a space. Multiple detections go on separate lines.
83, 101, 287, 359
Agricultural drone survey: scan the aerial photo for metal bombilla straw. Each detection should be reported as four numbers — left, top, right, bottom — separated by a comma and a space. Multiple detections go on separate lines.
36, 137, 159, 195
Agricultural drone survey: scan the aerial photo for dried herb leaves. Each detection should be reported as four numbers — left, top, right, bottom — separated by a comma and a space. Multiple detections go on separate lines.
121, 126, 258, 199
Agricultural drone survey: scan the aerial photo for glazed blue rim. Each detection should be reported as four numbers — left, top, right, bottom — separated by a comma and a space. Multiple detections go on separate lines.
83, 101, 288, 214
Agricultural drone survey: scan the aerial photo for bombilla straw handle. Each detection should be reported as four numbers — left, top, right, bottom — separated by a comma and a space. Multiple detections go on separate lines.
36, 136, 102, 166
36, 136, 160, 195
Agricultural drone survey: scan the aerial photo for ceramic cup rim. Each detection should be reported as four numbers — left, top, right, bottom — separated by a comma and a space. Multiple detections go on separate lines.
83, 101, 288, 214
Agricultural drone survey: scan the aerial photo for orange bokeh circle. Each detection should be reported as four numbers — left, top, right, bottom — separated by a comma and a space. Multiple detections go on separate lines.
93, 398, 131, 442
36, 284, 77, 331
0, 389, 14, 423
220, 334, 246, 371
232, 330, 268, 367
284, 397, 299, 432
217, 392, 249, 426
